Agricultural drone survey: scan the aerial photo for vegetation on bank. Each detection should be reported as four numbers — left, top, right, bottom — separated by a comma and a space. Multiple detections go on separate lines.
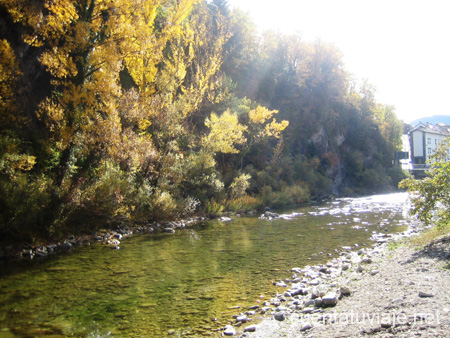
0, 0, 405, 244
400, 138, 450, 231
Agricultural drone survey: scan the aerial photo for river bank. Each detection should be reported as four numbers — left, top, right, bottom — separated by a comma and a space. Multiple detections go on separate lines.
231, 228, 450, 338
0, 216, 209, 261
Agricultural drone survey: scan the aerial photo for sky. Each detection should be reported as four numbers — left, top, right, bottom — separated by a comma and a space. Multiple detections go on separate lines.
225, 0, 450, 123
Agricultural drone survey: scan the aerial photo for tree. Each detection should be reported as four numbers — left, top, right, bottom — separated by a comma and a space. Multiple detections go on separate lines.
203, 110, 247, 154
400, 138, 450, 228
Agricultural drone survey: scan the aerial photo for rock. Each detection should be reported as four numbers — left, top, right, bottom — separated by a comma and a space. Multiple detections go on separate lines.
304, 299, 315, 307
361, 257, 372, 264
163, 228, 175, 233
356, 264, 364, 273
259, 211, 279, 220
308, 279, 320, 286
21, 249, 34, 258
35, 248, 48, 258
370, 269, 379, 276
314, 298, 323, 307
300, 322, 313, 331
339, 286, 351, 296
107, 239, 120, 245
341, 263, 350, 271
322, 292, 338, 307
236, 315, 248, 323
244, 325, 256, 333
418, 291, 434, 298
223, 325, 236, 336
274, 312, 286, 321
61, 242, 72, 251
47, 244, 58, 254
219, 217, 232, 222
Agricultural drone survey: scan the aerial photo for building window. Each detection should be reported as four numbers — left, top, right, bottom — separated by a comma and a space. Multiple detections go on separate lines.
435, 139, 438, 145
428, 148, 432, 154
427, 138, 431, 144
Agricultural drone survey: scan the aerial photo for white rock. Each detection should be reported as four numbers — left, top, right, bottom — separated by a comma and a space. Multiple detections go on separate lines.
244, 325, 256, 332
322, 292, 338, 306
223, 325, 236, 336
300, 322, 313, 331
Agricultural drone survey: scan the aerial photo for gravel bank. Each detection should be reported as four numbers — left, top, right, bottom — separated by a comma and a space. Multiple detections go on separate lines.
237, 234, 450, 338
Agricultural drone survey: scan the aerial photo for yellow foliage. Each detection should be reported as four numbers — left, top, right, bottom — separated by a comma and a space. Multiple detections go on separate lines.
0, 39, 21, 127
263, 119, 289, 138
249, 106, 278, 124
203, 110, 247, 154
248, 105, 289, 140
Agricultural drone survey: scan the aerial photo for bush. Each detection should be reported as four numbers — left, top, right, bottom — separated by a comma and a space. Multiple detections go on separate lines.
229, 173, 251, 198
203, 200, 224, 218
225, 195, 262, 212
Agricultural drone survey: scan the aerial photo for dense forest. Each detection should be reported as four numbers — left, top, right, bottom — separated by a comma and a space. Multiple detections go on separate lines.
0, 0, 405, 243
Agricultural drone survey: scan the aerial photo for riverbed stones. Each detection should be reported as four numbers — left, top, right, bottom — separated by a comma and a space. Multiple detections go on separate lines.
322, 292, 338, 307
235, 315, 248, 323
339, 286, 351, 296
274, 312, 286, 321
61, 242, 72, 251
244, 325, 256, 332
418, 291, 434, 298
223, 325, 236, 336
300, 322, 313, 331
35, 247, 48, 258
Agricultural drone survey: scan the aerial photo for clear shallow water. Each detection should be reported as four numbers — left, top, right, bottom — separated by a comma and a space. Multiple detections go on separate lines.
0, 193, 411, 337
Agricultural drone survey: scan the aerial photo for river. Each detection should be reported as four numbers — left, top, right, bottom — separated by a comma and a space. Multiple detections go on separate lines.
0, 193, 411, 337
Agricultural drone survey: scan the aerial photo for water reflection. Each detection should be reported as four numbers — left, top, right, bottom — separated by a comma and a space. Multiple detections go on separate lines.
0, 193, 411, 337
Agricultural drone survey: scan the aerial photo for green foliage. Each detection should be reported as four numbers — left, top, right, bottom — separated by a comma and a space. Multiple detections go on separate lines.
203, 200, 224, 218
229, 173, 251, 198
260, 184, 310, 208
225, 195, 262, 213
400, 139, 450, 229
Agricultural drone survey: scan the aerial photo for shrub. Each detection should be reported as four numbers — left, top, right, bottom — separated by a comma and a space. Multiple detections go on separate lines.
229, 173, 251, 198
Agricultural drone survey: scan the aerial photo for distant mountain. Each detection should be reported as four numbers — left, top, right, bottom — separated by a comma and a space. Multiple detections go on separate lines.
409, 115, 450, 126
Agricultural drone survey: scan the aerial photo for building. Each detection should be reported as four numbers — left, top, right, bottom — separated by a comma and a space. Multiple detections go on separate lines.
408, 122, 450, 174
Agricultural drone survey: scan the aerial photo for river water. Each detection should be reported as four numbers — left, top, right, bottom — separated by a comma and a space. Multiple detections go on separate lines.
0, 193, 411, 337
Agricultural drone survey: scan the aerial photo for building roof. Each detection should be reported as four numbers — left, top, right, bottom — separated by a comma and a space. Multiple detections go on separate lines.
409, 122, 450, 136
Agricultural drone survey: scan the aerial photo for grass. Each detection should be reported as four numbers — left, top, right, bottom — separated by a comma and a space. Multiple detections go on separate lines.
408, 225, 450, 250
387, 239, 404, 252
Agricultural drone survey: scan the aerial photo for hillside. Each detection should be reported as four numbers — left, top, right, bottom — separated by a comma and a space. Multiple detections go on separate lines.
409, 115, 450, 126
0, 0, 405, 244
